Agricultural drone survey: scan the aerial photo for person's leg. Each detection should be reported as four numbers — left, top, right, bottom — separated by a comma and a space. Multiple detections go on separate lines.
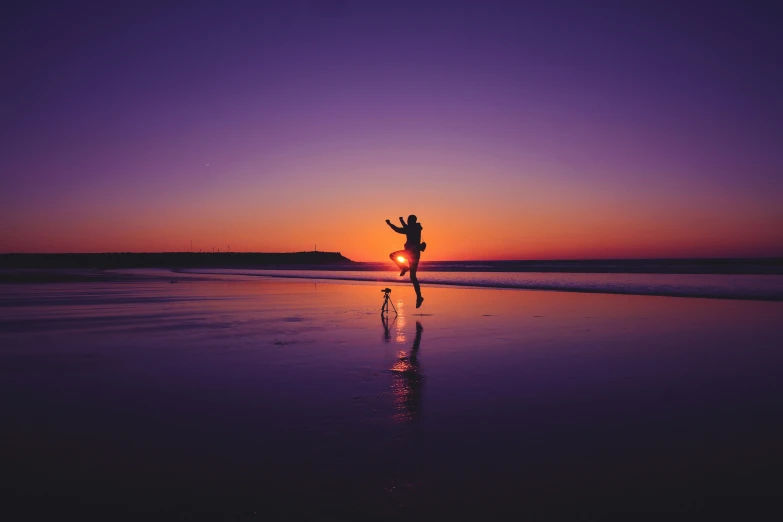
394, 250, 412, 276
409, 259, 423, 307
390, 250, 409, 275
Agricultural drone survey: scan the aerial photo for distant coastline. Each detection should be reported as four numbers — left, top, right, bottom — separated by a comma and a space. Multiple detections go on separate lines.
0, 251, 353, 270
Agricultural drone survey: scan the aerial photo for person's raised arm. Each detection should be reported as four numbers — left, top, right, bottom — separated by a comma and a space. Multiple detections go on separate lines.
385, 219, 405, 233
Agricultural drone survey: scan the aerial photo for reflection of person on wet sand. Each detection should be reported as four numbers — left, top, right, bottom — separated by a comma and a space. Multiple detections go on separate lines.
386, 215, 426, 308
390, 321, 424, 423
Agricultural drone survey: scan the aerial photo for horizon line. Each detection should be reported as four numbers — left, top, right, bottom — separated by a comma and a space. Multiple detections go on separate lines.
1, 252, 782, 263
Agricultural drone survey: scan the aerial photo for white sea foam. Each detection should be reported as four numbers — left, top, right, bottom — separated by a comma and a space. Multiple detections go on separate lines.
178, 268, 783, 301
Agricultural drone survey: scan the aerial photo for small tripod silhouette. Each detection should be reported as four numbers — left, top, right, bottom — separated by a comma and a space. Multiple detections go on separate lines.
381, 287, 397, 315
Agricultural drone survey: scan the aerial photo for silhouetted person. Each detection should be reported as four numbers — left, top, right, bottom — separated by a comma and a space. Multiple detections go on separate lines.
386, 215, 426, 308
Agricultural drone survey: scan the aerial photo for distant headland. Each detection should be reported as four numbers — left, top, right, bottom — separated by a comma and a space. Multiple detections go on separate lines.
0, 251, 353, 270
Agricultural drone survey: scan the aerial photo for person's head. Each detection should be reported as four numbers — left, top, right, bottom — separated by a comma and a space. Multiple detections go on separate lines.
408, 214, 418, 224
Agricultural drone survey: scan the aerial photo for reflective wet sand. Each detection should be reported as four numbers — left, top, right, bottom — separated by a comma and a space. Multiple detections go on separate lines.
2, 276, 782, 519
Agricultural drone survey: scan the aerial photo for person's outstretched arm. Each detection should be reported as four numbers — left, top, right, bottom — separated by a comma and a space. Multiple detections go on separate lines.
386, 219, 405, 233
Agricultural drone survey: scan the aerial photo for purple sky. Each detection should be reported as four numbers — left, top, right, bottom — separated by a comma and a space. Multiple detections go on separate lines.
1, 1, 781, 259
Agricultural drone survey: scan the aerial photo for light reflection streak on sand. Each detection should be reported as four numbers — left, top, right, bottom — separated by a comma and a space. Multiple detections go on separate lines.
390, 321, 424, 424
395, 301, 406, 343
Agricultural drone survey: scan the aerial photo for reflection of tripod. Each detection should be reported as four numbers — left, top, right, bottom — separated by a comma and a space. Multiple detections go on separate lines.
381, 288, 397, 315
381, 313, 397, 341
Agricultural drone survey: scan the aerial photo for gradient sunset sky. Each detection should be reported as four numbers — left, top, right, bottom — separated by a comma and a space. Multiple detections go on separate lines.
2, 1, 781, 261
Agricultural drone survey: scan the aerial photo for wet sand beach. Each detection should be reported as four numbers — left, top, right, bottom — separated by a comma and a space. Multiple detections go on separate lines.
2, 273, 782, 520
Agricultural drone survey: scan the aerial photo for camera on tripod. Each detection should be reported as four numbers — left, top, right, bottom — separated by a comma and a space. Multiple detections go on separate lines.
380, 288, 397, 315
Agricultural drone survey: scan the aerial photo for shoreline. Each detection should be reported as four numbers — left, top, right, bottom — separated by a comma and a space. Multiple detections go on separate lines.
3, 267, 783, 302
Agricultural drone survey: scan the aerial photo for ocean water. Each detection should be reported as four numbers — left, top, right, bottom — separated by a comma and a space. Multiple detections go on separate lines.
179, 267, 783, 301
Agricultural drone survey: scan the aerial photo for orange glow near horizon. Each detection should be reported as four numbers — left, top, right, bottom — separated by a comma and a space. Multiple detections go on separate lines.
3, 208, 781, 261
2, 160, 781, 260
2, 200, 782, 260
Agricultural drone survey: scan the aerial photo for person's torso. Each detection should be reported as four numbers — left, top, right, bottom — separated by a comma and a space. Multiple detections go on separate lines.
405, 223, 422, 248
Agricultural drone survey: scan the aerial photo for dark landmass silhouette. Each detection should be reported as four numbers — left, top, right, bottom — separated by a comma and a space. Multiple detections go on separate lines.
0, 251, 353, 270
